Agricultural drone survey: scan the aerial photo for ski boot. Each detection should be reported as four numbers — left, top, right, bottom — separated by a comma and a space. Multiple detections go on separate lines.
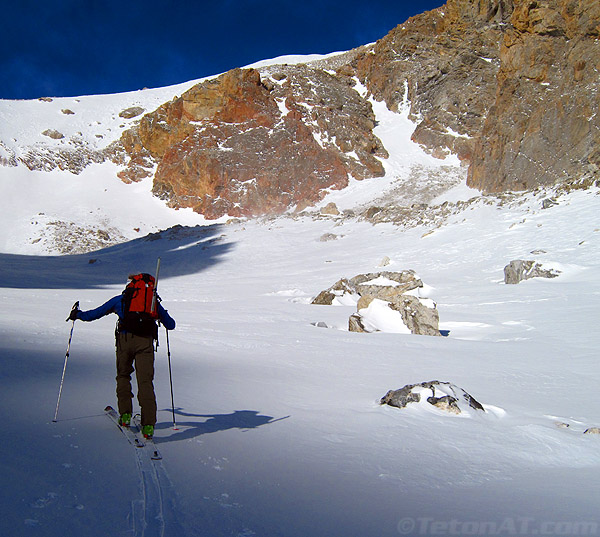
142, 425, 154, 439
119, 413, 132, 427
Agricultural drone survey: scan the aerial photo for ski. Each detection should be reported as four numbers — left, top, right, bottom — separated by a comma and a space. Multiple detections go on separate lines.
133, 414, 163, 460
104, 405, 145, 448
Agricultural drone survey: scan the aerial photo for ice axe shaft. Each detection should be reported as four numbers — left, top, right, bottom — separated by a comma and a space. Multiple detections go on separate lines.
151, 257, 161, 315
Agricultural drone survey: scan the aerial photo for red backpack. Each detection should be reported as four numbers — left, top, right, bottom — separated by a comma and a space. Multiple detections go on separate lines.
120, 273, 159, 338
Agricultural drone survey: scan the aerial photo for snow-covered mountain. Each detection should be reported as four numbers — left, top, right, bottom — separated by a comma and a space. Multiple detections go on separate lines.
2, 24, 600, 537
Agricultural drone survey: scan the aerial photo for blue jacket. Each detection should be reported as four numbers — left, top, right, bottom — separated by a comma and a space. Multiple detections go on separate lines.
77, 294, 176, 330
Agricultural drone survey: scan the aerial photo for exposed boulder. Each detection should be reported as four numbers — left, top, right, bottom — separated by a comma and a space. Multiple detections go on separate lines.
541, 198, 559, 209
355, 295, 440, 336
312, 278, 358, 306
348, 313, 367, 333
42, 129, 64, 140
312, 271, 423, 305
119, 106, 145, 119
318, 233, 340, 242
381, 381, 486, 415
313, 271, 441, 336
390, 295, 440, 336
320, 202, 340, 216
504, 259, 561, 284
353, 271, 423, 300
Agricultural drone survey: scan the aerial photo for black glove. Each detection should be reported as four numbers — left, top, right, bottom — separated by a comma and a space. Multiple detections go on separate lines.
66, 301, 80, 322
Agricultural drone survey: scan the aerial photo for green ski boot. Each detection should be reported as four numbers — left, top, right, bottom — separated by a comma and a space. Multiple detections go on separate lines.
142, 425, 154, 439
119, 413, 131, 427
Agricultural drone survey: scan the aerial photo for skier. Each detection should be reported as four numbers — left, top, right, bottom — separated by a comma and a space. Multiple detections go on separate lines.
68, 274, 176, 438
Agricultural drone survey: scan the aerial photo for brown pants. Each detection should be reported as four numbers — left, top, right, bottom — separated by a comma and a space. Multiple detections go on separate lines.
116, 332, 156, 426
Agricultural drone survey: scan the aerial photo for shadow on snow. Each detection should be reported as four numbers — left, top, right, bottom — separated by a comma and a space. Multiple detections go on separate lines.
0, 223, 233, 289
155, 408, 290, 444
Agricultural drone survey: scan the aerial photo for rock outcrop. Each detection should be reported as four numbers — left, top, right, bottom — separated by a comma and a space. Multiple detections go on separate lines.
125, 0, 598, 217
467, 0, 600, 191
381, 381, 486, 415
312, 271, 424, 305
119, 67, 387, 218
356, 0, 508, 162
5, 0, 599, 217
313, 271, 441, 336
355, 0, 600, 190
504, 259, 561, 284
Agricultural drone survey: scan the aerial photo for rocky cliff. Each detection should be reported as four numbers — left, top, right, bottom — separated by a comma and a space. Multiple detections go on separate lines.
355, 0, 510, 162
468, 0, 600, 191
115, 0, 598, 218
8, 0, 596, 218
118, 65, 387, 218
355, 0, 599, 192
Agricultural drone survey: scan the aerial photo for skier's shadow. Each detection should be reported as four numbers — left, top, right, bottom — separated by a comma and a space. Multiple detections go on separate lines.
154, 408, 289, 443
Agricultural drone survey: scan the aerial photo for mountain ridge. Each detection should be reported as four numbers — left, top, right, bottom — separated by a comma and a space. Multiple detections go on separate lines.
1, 0, 598, 223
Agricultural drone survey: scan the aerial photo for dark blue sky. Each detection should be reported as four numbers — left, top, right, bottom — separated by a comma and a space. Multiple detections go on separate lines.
1, 0, 445, 100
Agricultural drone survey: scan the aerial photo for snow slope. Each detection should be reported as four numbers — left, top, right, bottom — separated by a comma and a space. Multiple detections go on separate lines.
1, 63, 600, 537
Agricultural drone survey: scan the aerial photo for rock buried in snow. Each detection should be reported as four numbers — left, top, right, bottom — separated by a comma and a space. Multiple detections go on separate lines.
312, 278, 357, 305
320, 202, 340, 216
504, 260, 561, 284
313, 271, 440, 336
312, 271, 423, 305
119, 106, 145, 119
381, 381, 485, 415
350, 296, 440, 336
41, 129, 64, 140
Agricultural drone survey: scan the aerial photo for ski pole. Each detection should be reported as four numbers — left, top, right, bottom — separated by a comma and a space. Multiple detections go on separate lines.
165, 327, 178, 430
53, 301, 79, 422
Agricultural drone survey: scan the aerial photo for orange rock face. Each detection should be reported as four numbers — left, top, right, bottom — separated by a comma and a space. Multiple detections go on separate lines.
120, 67, 386, 218
114, 0, 600, 215
468, 0, 600, 191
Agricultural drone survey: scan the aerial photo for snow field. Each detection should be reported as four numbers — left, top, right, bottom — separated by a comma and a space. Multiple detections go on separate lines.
1, 64, 600, 535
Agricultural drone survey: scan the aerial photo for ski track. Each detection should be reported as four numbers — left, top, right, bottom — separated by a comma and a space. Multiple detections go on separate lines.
106, 408, 173, 537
